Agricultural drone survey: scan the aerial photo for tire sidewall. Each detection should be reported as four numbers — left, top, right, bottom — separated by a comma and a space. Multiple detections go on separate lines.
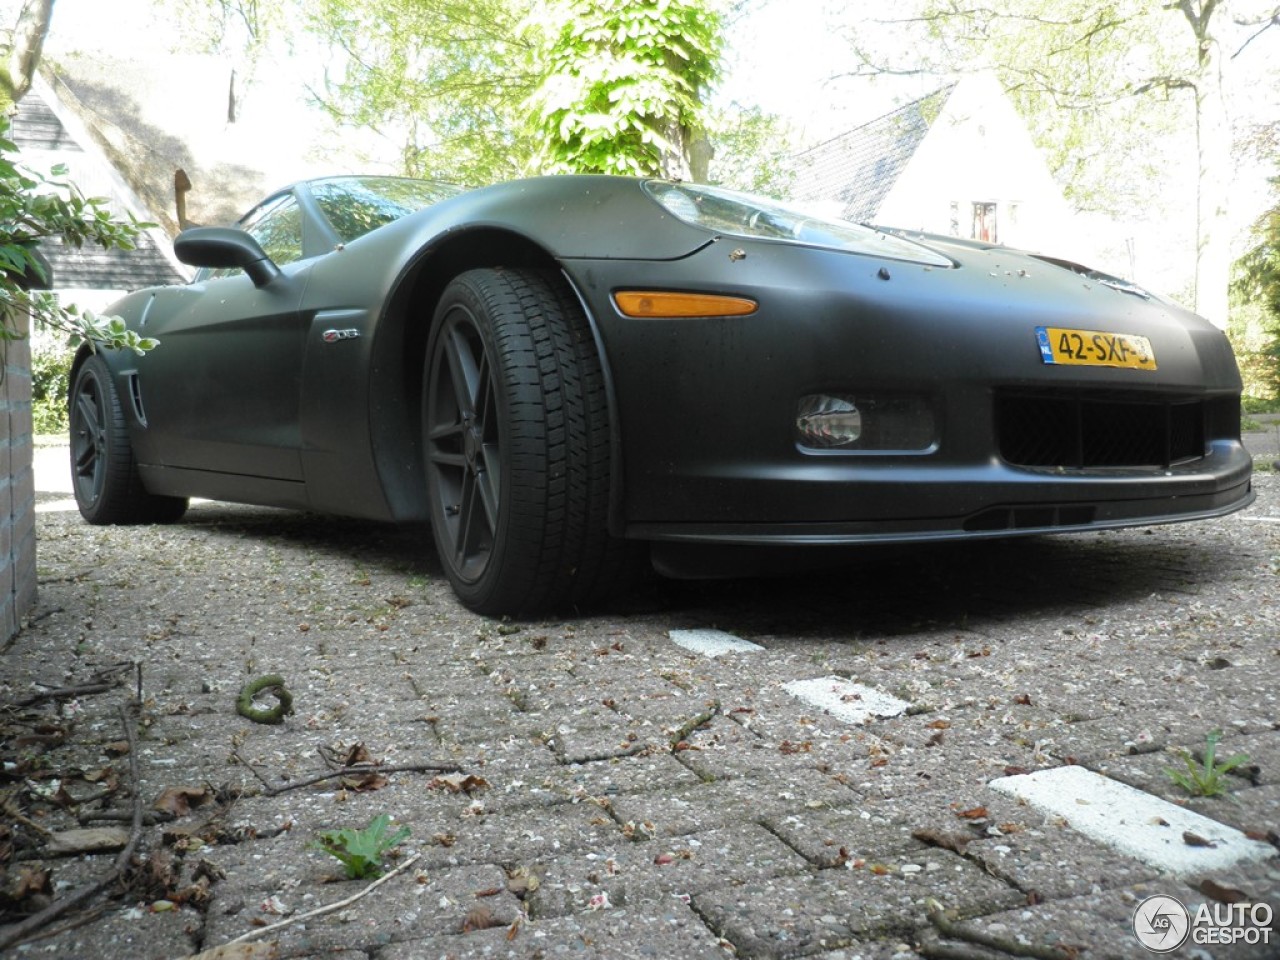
423, 272, 520, 610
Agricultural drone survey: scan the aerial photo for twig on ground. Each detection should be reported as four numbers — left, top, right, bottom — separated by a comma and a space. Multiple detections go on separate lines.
924, 899, 1072, 960
220, 852, 421, 948
13, 682, 114, 708
230, 746, 275, 792
263, 762, 462, 796
0, 705, 146, 952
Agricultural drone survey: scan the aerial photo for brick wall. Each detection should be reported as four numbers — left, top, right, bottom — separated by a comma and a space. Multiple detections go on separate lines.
1, 309, 37, 643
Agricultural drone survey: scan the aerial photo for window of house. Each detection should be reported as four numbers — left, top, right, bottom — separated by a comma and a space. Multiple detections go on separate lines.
972, 202, 997, 244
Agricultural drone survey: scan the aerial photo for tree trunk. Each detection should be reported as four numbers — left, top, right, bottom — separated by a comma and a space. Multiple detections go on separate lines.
1179, 0, 1232, 329
2, 0, 55, 112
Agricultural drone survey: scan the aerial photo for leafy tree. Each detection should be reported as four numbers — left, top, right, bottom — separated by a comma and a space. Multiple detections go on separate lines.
836, 1, 1280, 328
0, 122, 157, 354
706, 103, 795, 197
0, 0, 51, 112
303, 0, 539, 184
528, 0, 722, 178
1232, 175, 1280, 397
0, 0, 156, 354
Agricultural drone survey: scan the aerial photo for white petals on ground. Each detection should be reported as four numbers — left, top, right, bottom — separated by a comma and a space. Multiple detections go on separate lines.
991, 765, 1276, 874
782, 676, 910, 725
668, 629, 764, 656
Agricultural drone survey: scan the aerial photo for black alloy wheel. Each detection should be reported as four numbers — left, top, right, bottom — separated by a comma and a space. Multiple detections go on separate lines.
423, 267, 632, 615
69, 354, 187, 525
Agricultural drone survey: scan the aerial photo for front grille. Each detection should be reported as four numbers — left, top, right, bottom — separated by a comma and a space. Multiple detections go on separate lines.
996, 392, 1207, 469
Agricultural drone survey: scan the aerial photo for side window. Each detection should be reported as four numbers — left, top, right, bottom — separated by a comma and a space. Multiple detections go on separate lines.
199, 193, 304, 281
244, 195, 304, 266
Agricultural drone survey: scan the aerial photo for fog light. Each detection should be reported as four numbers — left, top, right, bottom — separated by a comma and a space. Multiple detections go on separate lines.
796, 394, 934, 451
797, 395, 862, 447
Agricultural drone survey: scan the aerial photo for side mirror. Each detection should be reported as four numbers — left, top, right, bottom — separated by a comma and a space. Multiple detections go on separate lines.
174, 227, 282, 288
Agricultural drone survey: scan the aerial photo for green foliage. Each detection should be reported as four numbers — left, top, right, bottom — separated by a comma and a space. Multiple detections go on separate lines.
529, 0, 723, 177
1164, 730, 1250, 798
1232, 183, 1280, 400
310, 814, 410, 879
706, 103, 795, 197
855, 1, 1194, 216
0, 118, 158, 354
30, 335, 73, 434
304, 0, 540, 185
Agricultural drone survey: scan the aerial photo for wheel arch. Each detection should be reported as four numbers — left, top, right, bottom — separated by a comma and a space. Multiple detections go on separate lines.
367, 227, 626, 534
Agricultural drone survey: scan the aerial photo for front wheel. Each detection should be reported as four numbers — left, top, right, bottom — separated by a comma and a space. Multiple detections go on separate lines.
423, 268, 632, 616
69, 354, 188, 525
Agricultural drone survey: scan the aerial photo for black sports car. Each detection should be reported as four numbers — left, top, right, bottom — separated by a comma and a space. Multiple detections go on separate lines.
69, 175, 1254, 614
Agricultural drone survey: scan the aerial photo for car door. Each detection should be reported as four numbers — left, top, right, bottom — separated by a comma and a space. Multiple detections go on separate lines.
132, 194, 308, 481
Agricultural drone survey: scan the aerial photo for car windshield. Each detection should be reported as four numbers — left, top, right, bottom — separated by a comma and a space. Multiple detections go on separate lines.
310, 177, 463, 244
643, 181, 953, 267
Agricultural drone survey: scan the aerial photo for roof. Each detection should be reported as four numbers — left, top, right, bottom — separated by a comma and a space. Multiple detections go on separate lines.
11, 91, 185, 291
790, 84, 955, 222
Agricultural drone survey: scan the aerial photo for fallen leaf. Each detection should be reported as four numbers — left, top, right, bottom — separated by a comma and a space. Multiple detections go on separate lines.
154, 785, 214, 817
340, 772, 390, 792
343, 743, 375, 766
954, 806, 988, 820
462, 905, 499, 932
1012, 694, 1033, 706
654, 852, 675, 866
429, 774, 491, 794
1003, 765, 1030, 777
474, 886, 504, 898
912, 828, 972, 855
1182, 831, 1218, 848
1198, 878, 1249, 904
925, 719, 951, 730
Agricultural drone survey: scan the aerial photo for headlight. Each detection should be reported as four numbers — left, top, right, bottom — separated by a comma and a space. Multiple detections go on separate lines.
796, 394, 935, 452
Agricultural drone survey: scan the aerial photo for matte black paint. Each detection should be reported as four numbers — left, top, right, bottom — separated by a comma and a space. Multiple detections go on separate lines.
85, 175, 1253, 567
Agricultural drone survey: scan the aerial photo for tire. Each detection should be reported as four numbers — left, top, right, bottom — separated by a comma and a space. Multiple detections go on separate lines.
69, 354, 188, 525
423, 268, 633, 616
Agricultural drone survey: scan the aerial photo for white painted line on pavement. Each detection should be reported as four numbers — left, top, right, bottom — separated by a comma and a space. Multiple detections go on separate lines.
669, 629, 764, 656
1236, 516, 1280, 523
991, 765, 1275, 874
783, 676, 910, 725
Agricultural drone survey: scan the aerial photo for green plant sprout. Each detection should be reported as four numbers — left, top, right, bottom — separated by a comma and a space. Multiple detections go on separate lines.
310, 814, 410, 879
1164, 730, 1250, 798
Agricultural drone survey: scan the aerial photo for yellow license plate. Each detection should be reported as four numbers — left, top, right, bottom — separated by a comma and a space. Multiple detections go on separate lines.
1036, 327, 1157, 370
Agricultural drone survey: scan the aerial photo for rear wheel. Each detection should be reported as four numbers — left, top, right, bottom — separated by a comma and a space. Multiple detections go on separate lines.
69, 354, 188, 525
423, 268, 631, 615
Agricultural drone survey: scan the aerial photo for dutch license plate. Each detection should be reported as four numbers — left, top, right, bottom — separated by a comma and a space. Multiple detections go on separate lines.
1036, 326, 1157, 371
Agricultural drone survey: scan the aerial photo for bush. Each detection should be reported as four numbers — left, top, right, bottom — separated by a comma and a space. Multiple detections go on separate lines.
30, 335, 73, 434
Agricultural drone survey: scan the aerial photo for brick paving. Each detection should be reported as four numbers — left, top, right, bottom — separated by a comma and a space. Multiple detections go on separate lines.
2, 447, 1277, 958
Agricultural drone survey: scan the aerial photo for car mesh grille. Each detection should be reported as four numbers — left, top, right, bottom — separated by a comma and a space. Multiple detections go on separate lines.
996, 392, 1207, 469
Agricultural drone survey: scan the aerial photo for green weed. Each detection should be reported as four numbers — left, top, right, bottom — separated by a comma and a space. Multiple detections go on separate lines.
1164, 730, 1250, 798
310, 814, 410, 879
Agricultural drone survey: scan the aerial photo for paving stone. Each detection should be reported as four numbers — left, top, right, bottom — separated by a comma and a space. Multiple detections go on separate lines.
203, 862, 522, 951
919, 882, 1280, 960
377, 900, 727, 959
694, 851, 1023, 958
606, 774, 861, 840
762, 806, 920, 868
526, 822, 811, 918
12, 903, 201, 959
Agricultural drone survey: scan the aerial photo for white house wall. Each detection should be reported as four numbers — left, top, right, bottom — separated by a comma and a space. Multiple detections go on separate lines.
875, 73, 1094, 265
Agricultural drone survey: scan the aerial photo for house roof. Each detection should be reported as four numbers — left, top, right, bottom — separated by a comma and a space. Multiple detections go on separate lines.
790, 84, 956, 222
11, 91, 186, 291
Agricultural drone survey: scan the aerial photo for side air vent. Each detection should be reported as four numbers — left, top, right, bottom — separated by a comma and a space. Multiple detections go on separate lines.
128, 373, 147, 427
